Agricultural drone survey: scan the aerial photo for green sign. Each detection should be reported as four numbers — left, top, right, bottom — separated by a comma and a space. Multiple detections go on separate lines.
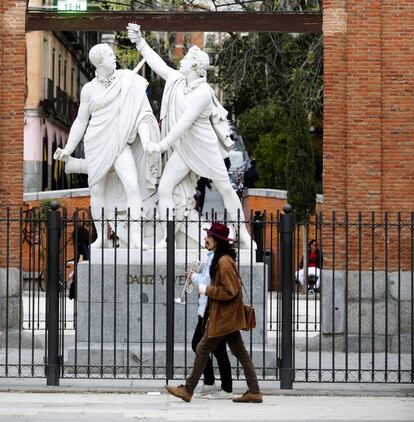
57, 0, 87, 11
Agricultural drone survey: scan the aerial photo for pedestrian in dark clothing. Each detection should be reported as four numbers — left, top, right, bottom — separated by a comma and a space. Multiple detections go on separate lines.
243, 160, 259, 189
194, 177, 212, 214
68, 224, 93, 300
165, 222, 263, 404
186, 235, 232, 399
224, 156, 231, 171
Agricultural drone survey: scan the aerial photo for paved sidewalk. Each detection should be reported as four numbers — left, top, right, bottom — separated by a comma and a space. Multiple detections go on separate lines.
0, 380, 413, 421
0, 389, 413, 421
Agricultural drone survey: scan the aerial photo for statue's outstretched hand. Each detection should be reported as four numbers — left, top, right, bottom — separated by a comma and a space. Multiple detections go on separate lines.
127, 23, 142, 44
144, 141, 161, 154
53, 147, 71, 162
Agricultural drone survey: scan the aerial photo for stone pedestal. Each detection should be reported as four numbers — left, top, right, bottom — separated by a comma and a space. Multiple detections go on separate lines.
68, 251, 271, 369
319, 270, 412, 352
0, 268, 41, 349
0, 268, 22, 331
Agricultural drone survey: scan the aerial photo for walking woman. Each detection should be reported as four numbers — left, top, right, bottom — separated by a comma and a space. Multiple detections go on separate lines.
166, 222, 262, 403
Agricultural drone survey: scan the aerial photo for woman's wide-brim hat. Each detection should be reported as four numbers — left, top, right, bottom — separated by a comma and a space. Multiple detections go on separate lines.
203, 222, 233, 242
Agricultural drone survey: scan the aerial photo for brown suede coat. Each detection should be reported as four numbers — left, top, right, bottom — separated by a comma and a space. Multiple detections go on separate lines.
204, 254, 247, 338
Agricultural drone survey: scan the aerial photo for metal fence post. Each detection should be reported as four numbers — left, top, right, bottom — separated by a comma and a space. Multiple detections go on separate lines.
280, 204, 294, 389
252, 210, 264, 262
46, 201, 61, 386
166, 212, 175, 381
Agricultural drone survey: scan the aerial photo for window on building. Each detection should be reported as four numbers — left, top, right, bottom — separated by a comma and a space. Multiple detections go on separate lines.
43, 37, 49, 99
64, 59, 67, 93
51, 139, 67, 191
70, 67, 75, 97
51, 138, 58, 191
52, 48, 56, 84
42, 135, 48, 191
58, 54, 62, 88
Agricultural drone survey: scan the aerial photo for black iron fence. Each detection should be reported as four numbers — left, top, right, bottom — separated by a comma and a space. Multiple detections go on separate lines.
0, 205, 413, 386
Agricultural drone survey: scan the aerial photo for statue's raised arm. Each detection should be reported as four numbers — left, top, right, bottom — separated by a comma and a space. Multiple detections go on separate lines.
127, 23, 176, 81
125, 27, 256, 249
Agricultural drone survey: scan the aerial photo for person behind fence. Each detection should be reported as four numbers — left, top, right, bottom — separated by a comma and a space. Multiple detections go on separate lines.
295, 239, 322, 293
127, 24, 255, 249
68, 224, 94, 300
194, 177, 212, 214
243, 159, 259, 189
165, 222, 263, 403
185, 227, 232, 399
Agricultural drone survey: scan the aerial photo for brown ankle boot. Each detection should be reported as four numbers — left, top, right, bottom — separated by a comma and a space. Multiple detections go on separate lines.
232, 391, 263, 403
165, 384, 193, 402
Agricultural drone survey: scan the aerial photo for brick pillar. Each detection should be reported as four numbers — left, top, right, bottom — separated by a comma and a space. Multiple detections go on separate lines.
0, 1, 26, 267
323, 0, 414, 271
381, 1, 414, 214
323, 2, 348, 214
324, 0, 414, 215
322, 2, 349, 269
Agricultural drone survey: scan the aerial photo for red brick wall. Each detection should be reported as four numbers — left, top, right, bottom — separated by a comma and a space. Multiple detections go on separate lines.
0, 1, 26, 267
20, 196, 91, 273
324, 1, 414, 216
382, 2, 414, 214
323, 1, 414, 270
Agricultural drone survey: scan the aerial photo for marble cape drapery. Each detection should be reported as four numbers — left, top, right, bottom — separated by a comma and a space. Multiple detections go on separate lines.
65, 69, 161, 216
159, 70, 230, 217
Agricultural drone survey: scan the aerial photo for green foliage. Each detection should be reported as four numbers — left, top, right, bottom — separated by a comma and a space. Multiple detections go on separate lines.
254, 132, 289, 189
237, 101, 289, 189
114, 32, 176, 117
115, 32, 141, 69
215, 32, 323, 118
285, 70, 316, 222
238, 100, 286, 155
214, 32, 323, 190
39, 199, 61, 209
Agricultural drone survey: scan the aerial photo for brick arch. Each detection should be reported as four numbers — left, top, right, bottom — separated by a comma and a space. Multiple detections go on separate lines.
1, 1, 414, 266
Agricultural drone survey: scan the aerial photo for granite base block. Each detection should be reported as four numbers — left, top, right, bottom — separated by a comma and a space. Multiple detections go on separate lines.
75, 262, 268, 346
70, 261, 269, 367
296, 333, 407, 353
0, 268, 20, 298
76, 263, 266, 305
0, 330, 43, 349
321, 270, 412, 339
0, 298, 22, 329
390, 335, 413, 354
66, 341, 277, 374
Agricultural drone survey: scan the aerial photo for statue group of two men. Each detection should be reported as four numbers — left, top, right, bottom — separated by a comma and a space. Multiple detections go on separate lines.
54, 25, 254, 250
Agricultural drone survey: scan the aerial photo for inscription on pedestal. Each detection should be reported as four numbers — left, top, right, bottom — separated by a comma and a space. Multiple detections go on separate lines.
127, 274, 188, 286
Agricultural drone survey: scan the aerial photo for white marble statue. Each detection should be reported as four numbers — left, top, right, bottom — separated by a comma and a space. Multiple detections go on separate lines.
127, 24, 255, 249
53, 43, 161, 249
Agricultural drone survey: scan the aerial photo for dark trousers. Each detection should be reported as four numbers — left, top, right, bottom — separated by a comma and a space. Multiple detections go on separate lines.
191, 316, 232, 393
186, 329, 260, 394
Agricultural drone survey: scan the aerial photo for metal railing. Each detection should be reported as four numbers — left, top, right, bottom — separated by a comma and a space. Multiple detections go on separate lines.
0, 205, 413, 387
